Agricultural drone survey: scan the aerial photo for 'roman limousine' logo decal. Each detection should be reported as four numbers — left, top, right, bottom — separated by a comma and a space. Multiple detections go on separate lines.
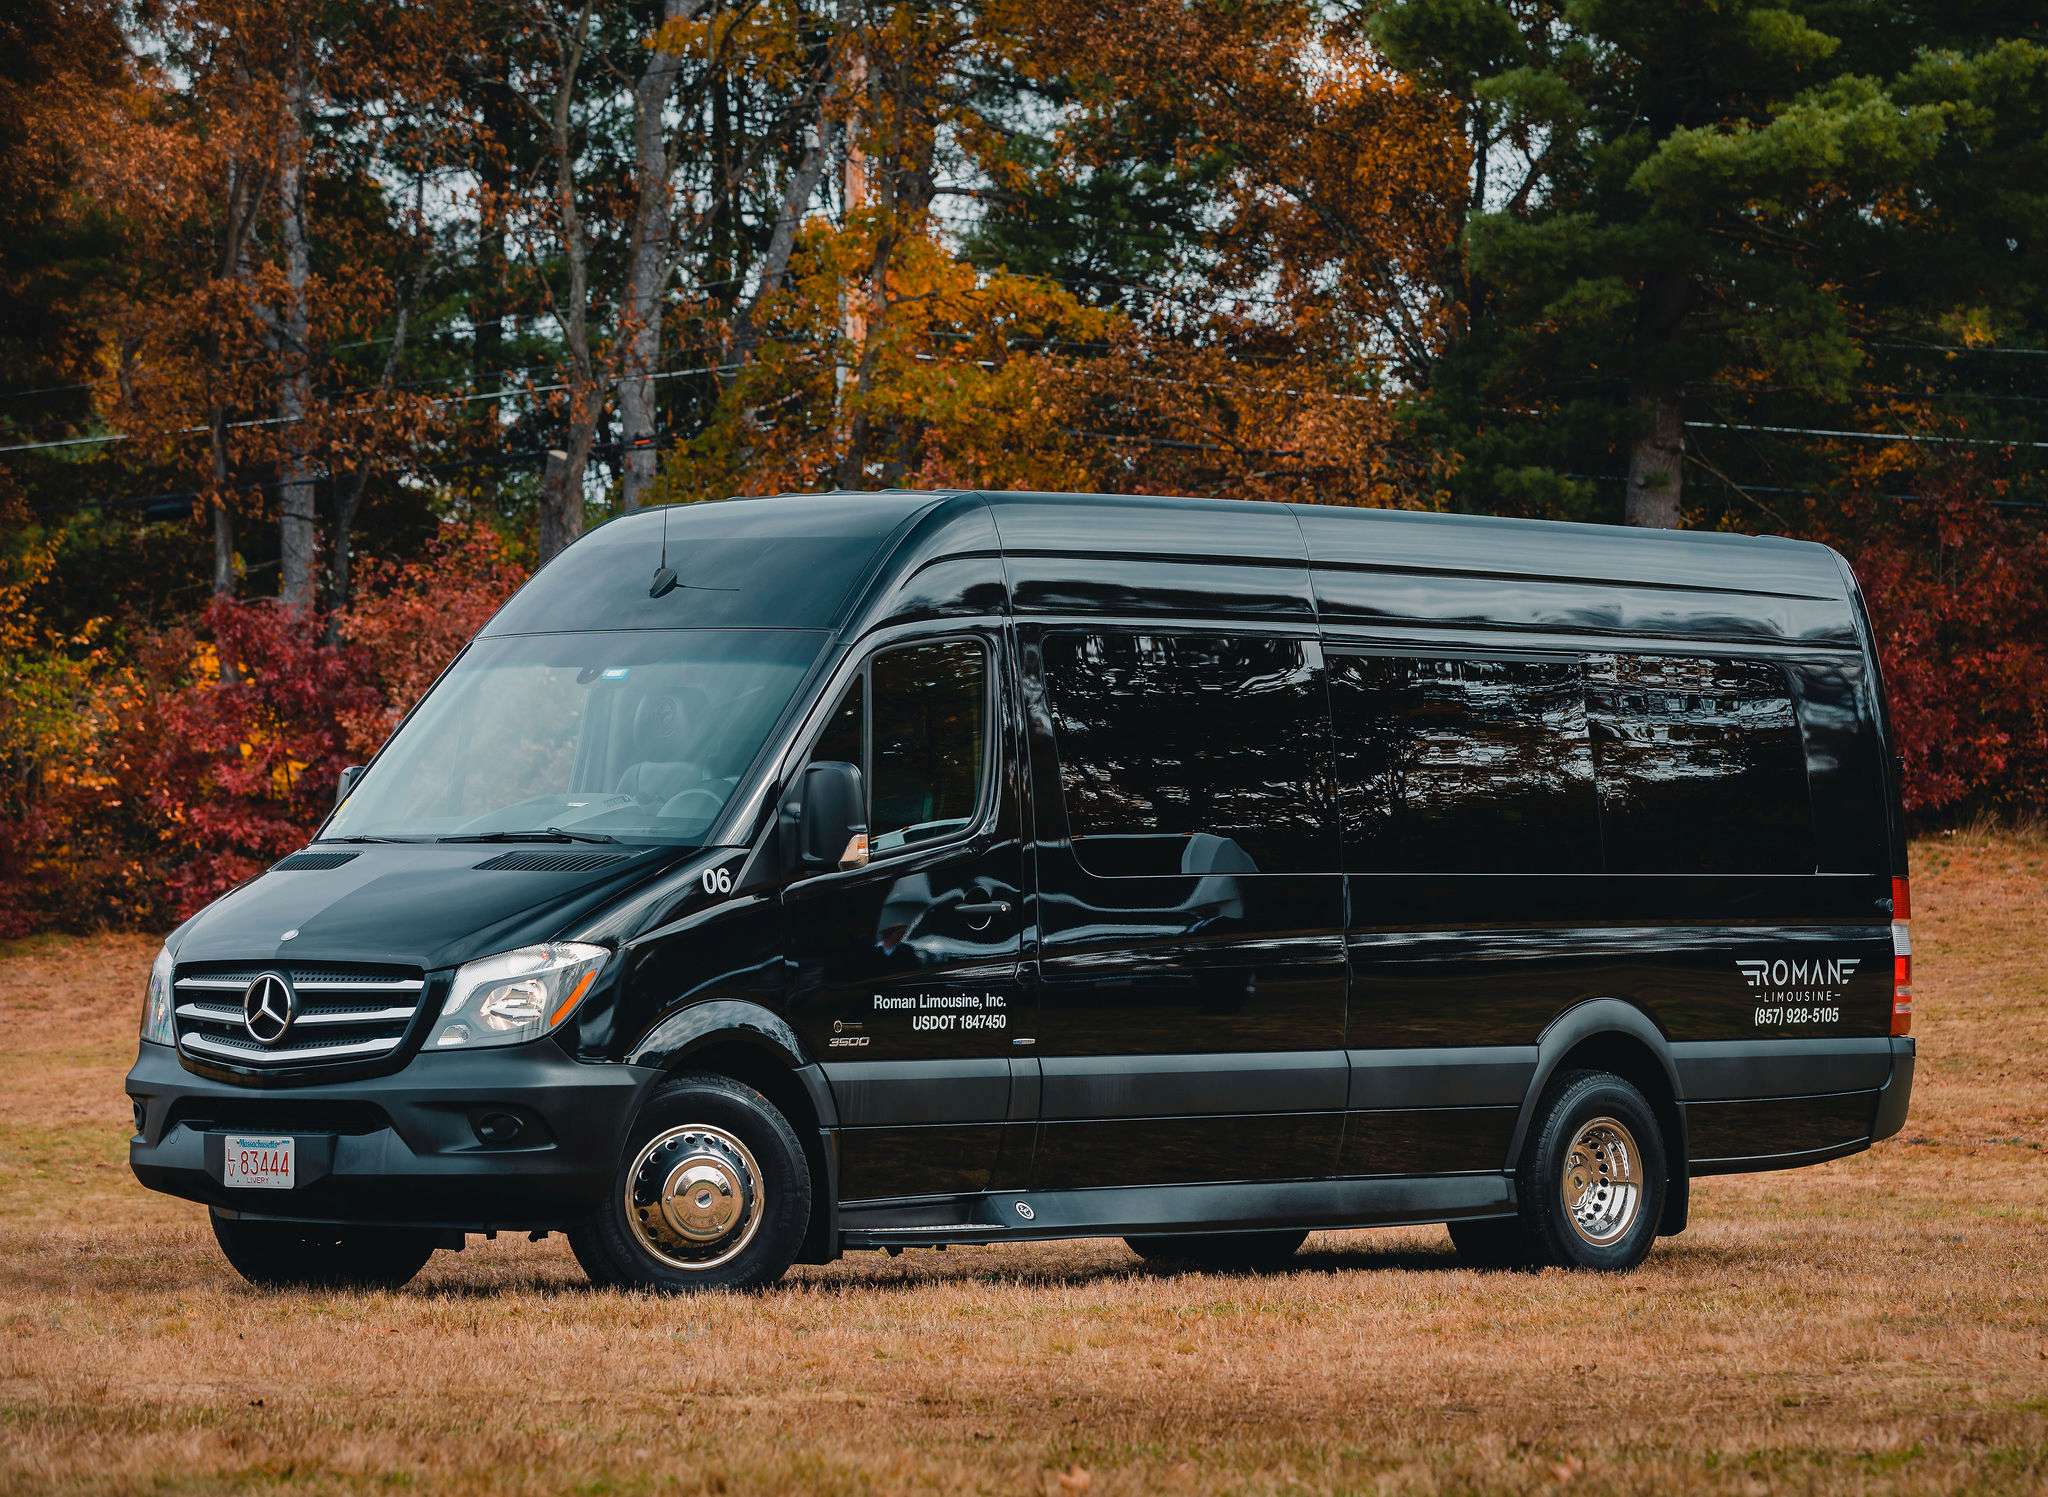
1737, 956, 1860, 1029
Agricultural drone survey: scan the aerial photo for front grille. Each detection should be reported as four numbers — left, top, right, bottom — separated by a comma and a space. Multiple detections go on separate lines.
173, 962, 427, 1073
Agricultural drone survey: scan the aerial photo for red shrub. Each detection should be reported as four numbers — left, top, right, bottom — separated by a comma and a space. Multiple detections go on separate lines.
1809, 468, 2048, 821
338, 523, 529, 759
110, 599, 383, 915
0, 523, 528, 932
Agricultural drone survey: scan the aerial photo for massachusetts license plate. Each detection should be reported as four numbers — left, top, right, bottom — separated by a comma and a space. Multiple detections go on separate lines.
223, 1135, 295, 1189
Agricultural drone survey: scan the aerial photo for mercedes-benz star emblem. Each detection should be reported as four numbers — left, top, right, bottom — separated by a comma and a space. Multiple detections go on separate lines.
242, 972, 296, 1045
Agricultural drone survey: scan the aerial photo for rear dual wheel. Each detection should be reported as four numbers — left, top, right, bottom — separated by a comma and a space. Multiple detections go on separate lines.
1450, 1069, 1667, 1272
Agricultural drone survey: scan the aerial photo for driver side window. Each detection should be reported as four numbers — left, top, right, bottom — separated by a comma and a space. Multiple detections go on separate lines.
811, 639, 990, 855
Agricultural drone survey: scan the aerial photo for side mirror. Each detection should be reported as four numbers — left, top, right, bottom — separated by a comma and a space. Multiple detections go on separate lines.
799, 760, 869, 870
336, 764, 365, 808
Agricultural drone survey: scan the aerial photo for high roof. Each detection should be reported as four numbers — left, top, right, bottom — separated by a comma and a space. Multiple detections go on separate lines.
485, 487, 1856, 646
483, 490, 959, 635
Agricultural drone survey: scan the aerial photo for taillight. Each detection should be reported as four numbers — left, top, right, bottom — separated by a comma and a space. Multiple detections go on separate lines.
1891, 876, 1913, 1037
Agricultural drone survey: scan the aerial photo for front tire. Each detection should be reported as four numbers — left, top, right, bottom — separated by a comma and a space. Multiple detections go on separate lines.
570, 1072, 811, 1293
1125, 1230, 1308, 1271
210, 1212, 437, 1290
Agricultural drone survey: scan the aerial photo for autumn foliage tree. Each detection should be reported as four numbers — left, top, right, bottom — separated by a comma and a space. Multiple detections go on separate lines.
3, 0, 2047, 935
80, 0, 461, 605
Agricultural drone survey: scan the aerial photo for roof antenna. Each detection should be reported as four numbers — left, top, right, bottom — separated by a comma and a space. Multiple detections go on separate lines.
649, 504, 678, 598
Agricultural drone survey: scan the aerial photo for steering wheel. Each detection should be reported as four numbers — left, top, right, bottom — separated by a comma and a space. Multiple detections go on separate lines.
657, 787, 724, 824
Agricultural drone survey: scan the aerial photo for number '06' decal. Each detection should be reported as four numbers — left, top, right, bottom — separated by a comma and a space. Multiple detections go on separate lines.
701, 867, 733, 896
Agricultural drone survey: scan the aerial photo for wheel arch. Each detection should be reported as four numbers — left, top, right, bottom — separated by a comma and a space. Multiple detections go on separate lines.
626, 1000, 840, 1262
1508, 999, 1690, 1236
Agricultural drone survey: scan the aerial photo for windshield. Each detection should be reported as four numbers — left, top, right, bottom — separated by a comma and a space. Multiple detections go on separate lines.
324, 629, 826, 844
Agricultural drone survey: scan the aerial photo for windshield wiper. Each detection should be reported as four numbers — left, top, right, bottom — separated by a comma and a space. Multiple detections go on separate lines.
320, 834, 426, 844
437, 827, 620, 845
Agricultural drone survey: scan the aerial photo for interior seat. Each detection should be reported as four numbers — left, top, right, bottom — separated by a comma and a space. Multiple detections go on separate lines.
614, 688, 707, 803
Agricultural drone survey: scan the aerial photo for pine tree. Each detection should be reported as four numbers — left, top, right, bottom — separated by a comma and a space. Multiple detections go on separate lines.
1373, 0, 1977, 526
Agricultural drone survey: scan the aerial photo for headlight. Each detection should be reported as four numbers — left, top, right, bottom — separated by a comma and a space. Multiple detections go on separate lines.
142, 942, 176, 1045
434, 943, 609, 1050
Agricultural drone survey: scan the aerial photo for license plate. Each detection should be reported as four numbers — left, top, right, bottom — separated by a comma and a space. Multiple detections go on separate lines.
223, 1135, 295, 1189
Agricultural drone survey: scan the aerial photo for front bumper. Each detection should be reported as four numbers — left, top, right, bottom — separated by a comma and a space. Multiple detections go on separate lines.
126, 1040, 658, 1230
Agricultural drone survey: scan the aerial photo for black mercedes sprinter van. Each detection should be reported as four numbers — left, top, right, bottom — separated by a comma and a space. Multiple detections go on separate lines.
127, 490, 1915, 1290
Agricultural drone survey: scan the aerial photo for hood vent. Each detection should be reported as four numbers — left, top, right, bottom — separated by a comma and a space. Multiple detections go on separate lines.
273, 850, 360, 871
473, 849, 628, 874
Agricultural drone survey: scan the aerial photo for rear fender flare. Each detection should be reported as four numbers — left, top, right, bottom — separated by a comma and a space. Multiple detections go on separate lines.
1507, 998, 1690, 1235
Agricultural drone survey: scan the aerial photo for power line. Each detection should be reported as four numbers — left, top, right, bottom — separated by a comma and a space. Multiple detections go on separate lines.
8, 348, 2046, 461
1685, 418, 2048, 452
1869, 340, 2048, 359
0, 362, 744, 457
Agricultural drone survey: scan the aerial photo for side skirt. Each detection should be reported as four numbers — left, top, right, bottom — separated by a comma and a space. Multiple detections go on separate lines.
839, 1172, 1513, 1250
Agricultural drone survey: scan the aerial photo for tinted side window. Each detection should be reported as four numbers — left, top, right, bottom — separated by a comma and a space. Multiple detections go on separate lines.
1041, 632, 1333, 875
1329, 654, 1601, 874
1787, 661, 1888, 873
869, 640, 987, 852
1586, 654, 1815, 873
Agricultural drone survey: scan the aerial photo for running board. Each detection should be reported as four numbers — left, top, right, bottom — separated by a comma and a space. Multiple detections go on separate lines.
839, 1172, 1514, 1249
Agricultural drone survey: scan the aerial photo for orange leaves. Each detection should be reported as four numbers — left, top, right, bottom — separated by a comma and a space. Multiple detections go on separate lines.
1070, 333, 1440, 508
664, 214, 1118, 500
73, 0, 452, 561
338, 524, 530, 760
660, 0, 1465, 504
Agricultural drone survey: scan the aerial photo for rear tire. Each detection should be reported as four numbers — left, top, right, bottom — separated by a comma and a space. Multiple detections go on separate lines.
1513, 1068, 1667, 1272
1125, 1230, 1308, 1271
210, 1212, 437, 1290
570, 1072, 811, 1293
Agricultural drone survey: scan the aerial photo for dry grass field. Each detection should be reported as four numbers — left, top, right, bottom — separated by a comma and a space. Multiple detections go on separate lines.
2, 831, 2045, 1495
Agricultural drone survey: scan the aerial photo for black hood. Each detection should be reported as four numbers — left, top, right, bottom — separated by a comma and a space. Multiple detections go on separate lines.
169, 843, 690, 973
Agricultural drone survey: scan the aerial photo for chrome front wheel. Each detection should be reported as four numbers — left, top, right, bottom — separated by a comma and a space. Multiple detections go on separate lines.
570, 1072, 812, 1293
625, 1124, 766, 1272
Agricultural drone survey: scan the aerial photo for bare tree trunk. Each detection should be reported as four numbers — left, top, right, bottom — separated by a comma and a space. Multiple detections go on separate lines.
329, 471, 364, 622
206, 406, 236, 598
1624, 269, 1691, 529
734, 120, 830, 364
834, 8, 873, 488
198, 138, 269, 606
277, 57, 318, 608
616, 0, 699, 514
539, 447, 587, 561
1625, 384, 1683, 528
537, 1, 598, 564
327, 244, 426, 627
472, 36, 515, 400
836, 19, 869, 418
729, 39, 842, 475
